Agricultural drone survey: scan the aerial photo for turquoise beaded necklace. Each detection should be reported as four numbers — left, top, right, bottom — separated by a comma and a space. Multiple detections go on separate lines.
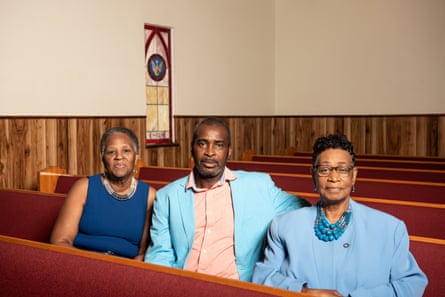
314, 202, 352, 242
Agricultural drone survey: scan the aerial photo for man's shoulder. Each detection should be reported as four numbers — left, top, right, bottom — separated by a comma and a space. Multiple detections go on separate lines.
158, 175, 189, 193
230, 170, 274, 189
232, 170, 270, 180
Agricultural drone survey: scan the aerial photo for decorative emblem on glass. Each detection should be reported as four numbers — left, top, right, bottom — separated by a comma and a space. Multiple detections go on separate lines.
147, 54, 166, 81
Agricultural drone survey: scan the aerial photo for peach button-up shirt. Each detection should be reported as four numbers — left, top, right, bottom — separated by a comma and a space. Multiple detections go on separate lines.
184, 168, 239, 279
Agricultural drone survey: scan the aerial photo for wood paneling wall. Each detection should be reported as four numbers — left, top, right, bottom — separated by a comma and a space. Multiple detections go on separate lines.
1, 115, 444, 190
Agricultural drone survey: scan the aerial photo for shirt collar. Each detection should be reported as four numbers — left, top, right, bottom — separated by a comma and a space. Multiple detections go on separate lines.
186, 167, 237, 191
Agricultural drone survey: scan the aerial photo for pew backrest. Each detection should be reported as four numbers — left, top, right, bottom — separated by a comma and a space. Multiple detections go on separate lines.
291, 191, 445, 239
227, 160, 445, 183
40, 166, 445, 204
409, 236, 445, 297
138, 165, 189, 181
249, 154, 445, 170
285, 149, 445, 163
0, 188, 65, 242
0, 235, 304, 297
268, 172, 445, 204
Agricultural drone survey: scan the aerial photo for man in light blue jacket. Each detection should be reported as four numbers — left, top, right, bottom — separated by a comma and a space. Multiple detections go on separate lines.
144, 117, 309, 281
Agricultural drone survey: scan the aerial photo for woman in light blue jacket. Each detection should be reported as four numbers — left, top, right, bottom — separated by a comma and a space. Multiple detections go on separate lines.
252, 134, 427, 297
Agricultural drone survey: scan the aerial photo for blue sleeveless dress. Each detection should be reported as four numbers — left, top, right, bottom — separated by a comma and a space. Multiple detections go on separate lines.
74, 174, 149, 258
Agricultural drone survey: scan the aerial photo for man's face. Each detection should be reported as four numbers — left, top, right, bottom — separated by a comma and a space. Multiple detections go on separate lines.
192, 124, 232, 183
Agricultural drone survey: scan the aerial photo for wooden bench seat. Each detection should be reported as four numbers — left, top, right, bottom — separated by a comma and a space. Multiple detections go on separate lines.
0, 235, 303, 297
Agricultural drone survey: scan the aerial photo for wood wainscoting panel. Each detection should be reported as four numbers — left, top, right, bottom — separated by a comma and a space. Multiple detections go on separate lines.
0, 115, 444, 190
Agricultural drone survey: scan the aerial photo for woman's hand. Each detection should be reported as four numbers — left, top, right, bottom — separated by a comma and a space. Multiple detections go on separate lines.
302, 287, 344, 297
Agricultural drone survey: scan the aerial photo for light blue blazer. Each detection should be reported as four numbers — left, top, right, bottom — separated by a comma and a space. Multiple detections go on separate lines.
144, 170, 308, 281
252, 199, 428, 297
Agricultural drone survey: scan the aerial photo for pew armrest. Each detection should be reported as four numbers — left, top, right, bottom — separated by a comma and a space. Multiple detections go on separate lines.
39, 166, 67, 193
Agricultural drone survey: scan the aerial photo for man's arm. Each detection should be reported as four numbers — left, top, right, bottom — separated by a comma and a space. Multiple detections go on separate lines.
144, 191, 177, 267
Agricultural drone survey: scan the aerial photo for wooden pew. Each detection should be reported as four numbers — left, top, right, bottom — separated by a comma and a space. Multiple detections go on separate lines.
289, 191, 445, 239
284, 148, 445, 162
37, 166, 445, 239
138, 165, 189, 182
227, 160, 445, 183
33, 168, 444, 296
140, 166, 445, 238
38, 166, 69, 193
40, 165, 445, 204
39, 160, 159, 194
1, 235, 440, 297
138, 166, 445, 206
0, 235, 305, 297
0, 188, 65, 242
267, 173, 445, 205
408, 236, 445, 297
39, 160, 149, 193
1, 188, 442, 296
246, 153, 445, 171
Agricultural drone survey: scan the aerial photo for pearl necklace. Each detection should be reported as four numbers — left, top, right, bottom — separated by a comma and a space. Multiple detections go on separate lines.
314, 203, 352, 242
102, 176, 137, 201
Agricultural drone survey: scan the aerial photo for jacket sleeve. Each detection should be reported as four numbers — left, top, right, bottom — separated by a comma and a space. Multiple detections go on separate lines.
144, 190, 179, 268
267, 174, 311, 214
252, 217, 306, 291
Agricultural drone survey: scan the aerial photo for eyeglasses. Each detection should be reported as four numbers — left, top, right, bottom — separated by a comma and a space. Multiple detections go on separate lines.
314, 165, 354, 177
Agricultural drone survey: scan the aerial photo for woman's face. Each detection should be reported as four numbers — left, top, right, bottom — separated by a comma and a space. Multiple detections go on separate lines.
102, 132, 138, 180
313, 148, 357, 205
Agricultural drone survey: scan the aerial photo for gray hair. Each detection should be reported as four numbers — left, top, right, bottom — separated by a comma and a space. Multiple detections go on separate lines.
100, 127, 139, 155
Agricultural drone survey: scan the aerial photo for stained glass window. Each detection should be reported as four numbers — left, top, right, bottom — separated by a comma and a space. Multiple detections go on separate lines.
144, 24, 173, 145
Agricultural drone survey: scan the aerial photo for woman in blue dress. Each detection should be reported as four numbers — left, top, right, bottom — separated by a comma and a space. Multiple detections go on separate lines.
51, 127, 156, 260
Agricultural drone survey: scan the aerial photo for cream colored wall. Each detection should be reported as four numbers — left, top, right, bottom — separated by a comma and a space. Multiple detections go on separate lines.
0, 0, 275, 116
274, 0, 445, 115
1, 0, 444, 116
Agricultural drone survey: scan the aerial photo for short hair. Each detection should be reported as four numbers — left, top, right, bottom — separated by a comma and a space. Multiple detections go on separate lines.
191, 117, 231, 147
312, 134, 355, 167
100, 127, 139, 155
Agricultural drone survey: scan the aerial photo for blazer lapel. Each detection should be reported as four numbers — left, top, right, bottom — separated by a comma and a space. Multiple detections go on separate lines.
176, 183, 196, 249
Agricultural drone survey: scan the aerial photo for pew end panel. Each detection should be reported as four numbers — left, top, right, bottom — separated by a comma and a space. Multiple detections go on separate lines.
242, 150, 256, 161
39, 166, 67, 193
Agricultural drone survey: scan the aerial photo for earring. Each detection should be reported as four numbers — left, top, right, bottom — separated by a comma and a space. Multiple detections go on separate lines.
352, 185, 356, 193
313, 187, 317, 192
